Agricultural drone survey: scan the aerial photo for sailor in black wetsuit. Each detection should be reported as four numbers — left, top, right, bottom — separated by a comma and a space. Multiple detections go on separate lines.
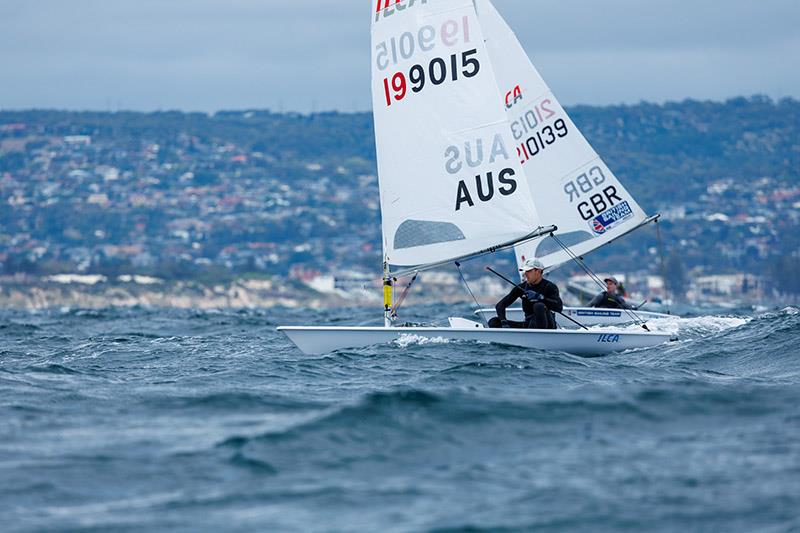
488, 258, 563, 329
588, 276, 633, 309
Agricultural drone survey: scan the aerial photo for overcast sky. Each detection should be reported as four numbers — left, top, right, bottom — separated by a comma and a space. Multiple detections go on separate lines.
1, 0, 798, 113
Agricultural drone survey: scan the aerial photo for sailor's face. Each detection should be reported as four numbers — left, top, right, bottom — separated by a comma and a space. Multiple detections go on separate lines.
606, 280, 617, 292
525, 268, 543, 284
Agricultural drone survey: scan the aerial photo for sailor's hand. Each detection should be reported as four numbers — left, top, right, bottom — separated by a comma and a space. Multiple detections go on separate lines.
524, 290, 543, 301
500, 320, 511, 328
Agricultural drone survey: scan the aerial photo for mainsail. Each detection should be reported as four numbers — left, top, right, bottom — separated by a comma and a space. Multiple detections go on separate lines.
371, 0, 543, 268
474, 0, 649, 270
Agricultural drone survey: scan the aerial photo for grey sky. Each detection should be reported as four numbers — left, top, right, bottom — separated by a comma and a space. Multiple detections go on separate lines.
1, 0, 798, 113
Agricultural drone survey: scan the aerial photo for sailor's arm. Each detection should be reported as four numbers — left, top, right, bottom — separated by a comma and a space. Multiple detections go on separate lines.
588, 292, 604, 307
495, 284, 523, 320
543, 283, 564, 313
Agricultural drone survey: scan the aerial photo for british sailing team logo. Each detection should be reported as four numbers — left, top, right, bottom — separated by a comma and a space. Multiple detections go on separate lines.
590, 201, 634, 235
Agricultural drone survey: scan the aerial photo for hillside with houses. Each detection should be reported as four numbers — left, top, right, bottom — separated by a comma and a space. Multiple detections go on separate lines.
1, 97, 798, 308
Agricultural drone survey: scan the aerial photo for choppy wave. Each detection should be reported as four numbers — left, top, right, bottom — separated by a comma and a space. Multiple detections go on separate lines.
141, 391, 323, 411
1, 305, 799, 532
393, 333, 465, 348
644, 313, 751, 336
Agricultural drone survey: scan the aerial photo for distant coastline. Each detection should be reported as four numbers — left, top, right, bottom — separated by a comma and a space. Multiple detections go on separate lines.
0, 274, 493, 311
2, 272, 793, 311
0, 276, 325, 310
2, 98, 799, 303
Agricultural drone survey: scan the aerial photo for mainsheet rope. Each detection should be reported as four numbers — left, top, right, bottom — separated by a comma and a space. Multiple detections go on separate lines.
455, 261, 489, 327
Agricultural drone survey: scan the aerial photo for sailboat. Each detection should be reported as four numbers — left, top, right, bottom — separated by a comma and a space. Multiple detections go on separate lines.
278, 0, 676, 355
469, 0, 673, 327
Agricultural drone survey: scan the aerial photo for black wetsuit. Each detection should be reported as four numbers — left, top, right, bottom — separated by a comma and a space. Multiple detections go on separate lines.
489, 278, 563, 329
588, 291, 632, 309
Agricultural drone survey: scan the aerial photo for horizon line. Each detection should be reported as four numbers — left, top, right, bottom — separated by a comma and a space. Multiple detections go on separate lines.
0, 94, 795, 118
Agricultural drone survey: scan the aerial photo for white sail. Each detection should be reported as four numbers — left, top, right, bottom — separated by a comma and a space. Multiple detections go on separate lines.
371, 0, 543, 268
474, 0, 649, 270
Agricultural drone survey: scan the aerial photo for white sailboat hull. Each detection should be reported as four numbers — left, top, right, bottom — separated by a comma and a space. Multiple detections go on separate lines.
475, 307, 673, 328
278, 325, 675, 356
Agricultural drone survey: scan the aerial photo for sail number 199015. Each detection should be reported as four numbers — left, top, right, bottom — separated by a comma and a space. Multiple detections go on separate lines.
375, 16, 471, 71
382, 50, 480, 107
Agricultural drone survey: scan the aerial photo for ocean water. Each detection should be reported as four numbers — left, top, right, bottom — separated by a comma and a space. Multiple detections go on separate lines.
1, 304, 799, 532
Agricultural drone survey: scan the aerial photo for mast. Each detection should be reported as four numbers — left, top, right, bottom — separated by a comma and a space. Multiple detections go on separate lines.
383, 260, 394, 327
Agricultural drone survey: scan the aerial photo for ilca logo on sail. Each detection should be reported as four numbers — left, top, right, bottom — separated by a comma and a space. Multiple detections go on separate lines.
374, 0, 428, 23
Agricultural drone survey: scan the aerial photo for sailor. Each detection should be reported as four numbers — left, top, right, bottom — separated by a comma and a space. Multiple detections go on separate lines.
489, 258, 563, 329
588, 276, 633, 309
